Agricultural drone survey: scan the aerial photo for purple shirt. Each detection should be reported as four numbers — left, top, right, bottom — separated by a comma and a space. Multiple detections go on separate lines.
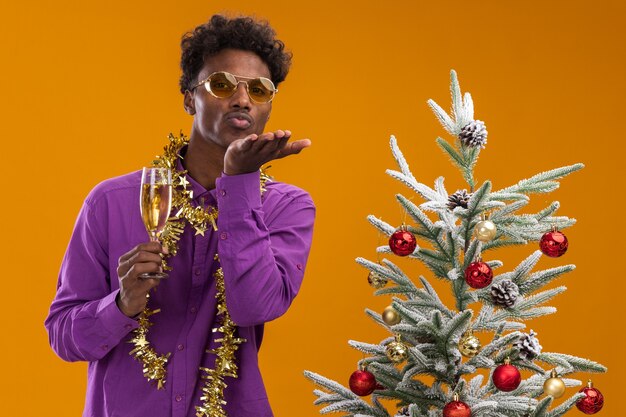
45, 166, 315, 417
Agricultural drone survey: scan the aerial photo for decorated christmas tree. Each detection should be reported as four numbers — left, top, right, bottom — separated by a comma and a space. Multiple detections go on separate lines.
304, 71, 606, 417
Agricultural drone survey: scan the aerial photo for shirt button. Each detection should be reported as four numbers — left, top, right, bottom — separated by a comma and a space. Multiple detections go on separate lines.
190, 307, 197, 314
220, 189, 227, 196
101, 344, 108, 351
296, 263, 303, 270
177, 344, 185, 351
194, 269, 201, 276
175, 395, 183, 402
220, 232, 228, 240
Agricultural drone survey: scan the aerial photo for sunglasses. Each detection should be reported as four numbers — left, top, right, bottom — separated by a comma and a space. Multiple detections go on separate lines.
191, 71, 278, 104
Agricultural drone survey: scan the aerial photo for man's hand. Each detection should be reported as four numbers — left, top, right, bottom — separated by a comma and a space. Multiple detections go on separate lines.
116, 242, 165, 318
223, 129, 311, 176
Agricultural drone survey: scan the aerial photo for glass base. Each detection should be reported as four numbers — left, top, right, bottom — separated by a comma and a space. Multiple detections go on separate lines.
138, 271, 169, 280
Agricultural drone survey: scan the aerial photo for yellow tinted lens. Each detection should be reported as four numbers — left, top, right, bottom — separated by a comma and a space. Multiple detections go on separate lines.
207, 72, 237, 98
247, 78, 275, 103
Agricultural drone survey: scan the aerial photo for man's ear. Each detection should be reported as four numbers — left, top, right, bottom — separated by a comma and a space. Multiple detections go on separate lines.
183, 90, 196, 115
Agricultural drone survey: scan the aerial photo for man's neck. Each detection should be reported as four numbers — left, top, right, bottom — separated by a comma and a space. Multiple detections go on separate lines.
183, 135, 225, 191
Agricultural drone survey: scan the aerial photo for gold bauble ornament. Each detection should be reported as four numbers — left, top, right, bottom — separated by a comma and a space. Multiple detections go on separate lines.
543, 369, 566, 398
474, 219, 497, 242
385, 335, 408, 363
368, 271, 388, 289
382, 306, 401, 326
459, 330, 481, 358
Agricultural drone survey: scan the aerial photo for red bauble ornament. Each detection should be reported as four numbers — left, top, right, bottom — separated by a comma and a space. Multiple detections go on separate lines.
348, 369, 377, 396
576, 380, 604, 414
539, 229, 568, 257
443, 395, 471, 417
389, 229, 417, 256
492, 361, 521, 392
464, 261, 493, 289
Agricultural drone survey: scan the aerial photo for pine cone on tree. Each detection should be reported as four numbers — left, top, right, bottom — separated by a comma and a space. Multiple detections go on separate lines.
491, 279, 519, 308
459, 120, 488, 148
447, 189, 471, 211
515, 330, 542, 361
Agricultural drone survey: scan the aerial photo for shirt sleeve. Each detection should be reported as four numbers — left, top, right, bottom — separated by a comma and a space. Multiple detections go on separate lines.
216, 171, 315, 327
44, 196, 139, 362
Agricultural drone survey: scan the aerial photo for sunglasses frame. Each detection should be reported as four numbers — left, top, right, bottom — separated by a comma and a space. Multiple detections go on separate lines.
191, 71, 278, 104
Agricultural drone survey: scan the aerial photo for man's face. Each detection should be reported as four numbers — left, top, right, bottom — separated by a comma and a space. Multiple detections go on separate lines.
185, 49, 273, 149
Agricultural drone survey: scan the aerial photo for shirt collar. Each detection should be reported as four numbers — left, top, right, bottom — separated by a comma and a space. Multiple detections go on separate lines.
176, 147, 217, 204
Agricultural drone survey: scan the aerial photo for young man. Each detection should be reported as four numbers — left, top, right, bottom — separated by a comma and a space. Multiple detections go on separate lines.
45, 15, 314, 417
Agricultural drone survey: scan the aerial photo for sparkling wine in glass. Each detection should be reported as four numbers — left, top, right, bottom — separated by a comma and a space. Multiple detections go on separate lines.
139, 167, 172, 279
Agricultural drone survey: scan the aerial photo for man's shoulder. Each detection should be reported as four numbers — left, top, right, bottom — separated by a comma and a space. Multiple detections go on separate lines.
84, 170, 142, 208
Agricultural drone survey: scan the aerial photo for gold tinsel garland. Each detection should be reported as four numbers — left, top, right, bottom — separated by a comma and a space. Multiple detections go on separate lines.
128, 132, 270, 415
128, 297, 170, 389
196, 257, 247, 417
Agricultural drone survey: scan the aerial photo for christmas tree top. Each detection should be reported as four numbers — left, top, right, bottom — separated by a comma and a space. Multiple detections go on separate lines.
304, 70, 607, 417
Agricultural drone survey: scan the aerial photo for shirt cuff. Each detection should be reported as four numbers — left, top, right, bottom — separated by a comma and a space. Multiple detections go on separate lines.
96, 290, 140, 337
215, 170, 262, 211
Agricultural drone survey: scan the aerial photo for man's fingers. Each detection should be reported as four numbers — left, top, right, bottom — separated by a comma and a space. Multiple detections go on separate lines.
263, 131, 291, 154
271, 136, 290, 157
137, 276, 161, 291
116, 247, 163, 317
128, 251, 162, 267
128, 261, 162, 280
277, 139, 311, 158
118, 242, 163, 263
239, 134, 258, 152
235, 130, 292, 155
250, 132, 276, 152
118, 244, 164, 278
224, 130, 306, 175
117, 274, 159, 316
138, 241, 163, 253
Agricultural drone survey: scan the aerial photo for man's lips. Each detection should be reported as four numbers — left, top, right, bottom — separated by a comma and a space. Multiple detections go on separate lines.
225, 112, 253, 129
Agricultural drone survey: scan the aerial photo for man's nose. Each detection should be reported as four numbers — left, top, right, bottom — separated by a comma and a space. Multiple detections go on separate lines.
229, 81, 251, 109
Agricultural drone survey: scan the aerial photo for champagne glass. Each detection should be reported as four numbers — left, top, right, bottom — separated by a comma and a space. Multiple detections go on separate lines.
139, 167, 172, 279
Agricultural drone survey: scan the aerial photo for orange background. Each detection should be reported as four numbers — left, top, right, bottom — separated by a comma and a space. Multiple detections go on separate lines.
1, 0, 624, 415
